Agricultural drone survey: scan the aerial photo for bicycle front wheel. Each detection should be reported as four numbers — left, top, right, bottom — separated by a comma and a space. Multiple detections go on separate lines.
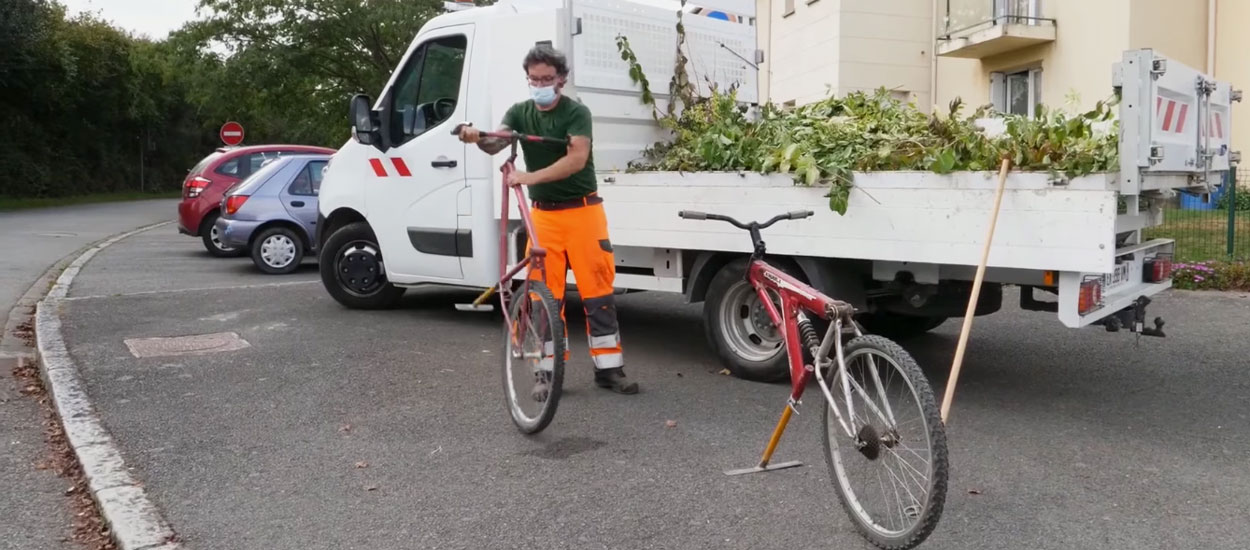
820, 335, 948, 550
502, 279, 566, 434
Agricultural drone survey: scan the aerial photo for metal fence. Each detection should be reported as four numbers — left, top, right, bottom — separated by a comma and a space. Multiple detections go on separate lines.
1145, 168, 1250, 263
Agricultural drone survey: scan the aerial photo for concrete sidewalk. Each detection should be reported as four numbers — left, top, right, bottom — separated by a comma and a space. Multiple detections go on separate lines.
1, 199, 176, 550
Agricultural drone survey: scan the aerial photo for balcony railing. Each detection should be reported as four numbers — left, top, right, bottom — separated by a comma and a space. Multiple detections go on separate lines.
937, 0, 1056, 59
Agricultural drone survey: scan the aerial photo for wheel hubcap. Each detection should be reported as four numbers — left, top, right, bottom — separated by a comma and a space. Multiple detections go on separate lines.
260, 235, 296, 268
211, 226, 233, 251
338, 242, 384, 295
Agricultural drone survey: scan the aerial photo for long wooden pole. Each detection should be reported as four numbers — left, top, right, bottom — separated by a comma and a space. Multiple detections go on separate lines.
941, 157, 1011, 423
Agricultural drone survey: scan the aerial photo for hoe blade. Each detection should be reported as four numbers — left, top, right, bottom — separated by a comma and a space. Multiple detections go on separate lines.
724, 460, 803, 476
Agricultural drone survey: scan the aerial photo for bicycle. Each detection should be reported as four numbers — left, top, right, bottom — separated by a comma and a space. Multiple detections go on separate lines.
453, 124, 569, 435
678, 209, 948, 550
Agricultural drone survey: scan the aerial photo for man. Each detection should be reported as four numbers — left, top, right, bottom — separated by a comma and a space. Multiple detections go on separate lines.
457, 45, 638, 397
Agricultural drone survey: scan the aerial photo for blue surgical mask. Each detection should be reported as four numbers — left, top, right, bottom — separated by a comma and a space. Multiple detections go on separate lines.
529, 85, 558, 107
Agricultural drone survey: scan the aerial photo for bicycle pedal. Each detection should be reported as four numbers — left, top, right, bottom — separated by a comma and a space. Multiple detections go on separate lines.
455, 303, 496, 312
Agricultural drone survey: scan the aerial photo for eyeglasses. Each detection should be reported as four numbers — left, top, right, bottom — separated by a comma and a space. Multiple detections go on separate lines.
527, 75, 559, 85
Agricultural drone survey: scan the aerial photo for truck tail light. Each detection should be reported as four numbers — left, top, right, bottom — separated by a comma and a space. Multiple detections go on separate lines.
186, 176, 211, 198
224, 195, 249, 215
1078, 279, 1103, 315
1143, 256, 1173, 283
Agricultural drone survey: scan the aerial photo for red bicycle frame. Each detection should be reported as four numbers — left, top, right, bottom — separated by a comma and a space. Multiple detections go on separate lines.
678, 209, 856, 473
455, 127, 568, 326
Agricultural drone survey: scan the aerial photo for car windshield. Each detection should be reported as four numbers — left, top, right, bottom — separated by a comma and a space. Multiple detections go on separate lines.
226, 157, 290, 196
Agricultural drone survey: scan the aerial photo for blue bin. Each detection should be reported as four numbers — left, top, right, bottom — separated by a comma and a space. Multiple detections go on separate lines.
1179, 183, 1228, 210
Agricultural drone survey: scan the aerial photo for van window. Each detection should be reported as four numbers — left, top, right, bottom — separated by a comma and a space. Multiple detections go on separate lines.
388, 34, 467, 146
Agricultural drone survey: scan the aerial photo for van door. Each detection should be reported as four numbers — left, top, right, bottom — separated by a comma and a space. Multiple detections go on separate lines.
366, 24, 473, 282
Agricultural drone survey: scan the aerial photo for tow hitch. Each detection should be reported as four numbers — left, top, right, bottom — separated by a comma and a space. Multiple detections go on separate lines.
1096, 296, 1166, 343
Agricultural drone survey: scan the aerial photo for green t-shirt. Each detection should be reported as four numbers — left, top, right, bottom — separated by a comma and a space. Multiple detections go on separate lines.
501, 97, 597, 202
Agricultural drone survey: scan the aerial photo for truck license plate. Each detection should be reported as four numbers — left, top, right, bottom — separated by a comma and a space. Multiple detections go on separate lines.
1103, 261, 1134, 293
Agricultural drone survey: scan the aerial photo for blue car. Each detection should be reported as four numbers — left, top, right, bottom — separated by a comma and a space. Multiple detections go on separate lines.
215, 154, 331, 274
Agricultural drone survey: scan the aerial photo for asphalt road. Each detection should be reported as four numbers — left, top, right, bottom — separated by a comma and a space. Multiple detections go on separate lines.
0, 200, 176, 550
58, 226, 1250, 550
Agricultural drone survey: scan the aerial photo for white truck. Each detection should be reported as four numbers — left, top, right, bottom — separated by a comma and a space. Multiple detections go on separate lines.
315, 0, 1239, 381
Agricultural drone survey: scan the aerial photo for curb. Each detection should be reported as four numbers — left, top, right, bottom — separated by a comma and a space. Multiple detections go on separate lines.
32, 220, 184, 550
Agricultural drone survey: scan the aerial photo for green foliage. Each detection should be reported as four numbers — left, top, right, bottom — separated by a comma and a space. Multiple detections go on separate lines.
1216, 187, 1250, 212
0, 0, 447, 199
613, 34, 1121, 215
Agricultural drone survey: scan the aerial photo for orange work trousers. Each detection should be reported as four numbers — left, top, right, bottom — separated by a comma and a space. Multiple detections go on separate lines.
527, 199, 624, 371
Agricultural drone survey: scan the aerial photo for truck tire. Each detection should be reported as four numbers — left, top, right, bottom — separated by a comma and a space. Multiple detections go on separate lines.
856, 312, 947, 340
320, 221, 405, 309
703, 257, 804, 383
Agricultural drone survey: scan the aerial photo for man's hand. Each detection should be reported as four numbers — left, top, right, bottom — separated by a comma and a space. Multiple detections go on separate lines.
511, 171, 540, 186
457, 126, 481, 144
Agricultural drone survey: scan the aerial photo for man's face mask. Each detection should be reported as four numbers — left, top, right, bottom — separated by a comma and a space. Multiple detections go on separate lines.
527, 71, 561, 107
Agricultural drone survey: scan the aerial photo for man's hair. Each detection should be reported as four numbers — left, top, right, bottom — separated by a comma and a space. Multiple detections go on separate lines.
522, 44, 570, 77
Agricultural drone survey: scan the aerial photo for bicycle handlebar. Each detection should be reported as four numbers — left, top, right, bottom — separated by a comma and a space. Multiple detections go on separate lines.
451, 123, 568, 146
678, 209, 813, 229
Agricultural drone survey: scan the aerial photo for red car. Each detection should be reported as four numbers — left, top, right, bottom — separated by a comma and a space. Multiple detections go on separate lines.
179, 144, 337, 256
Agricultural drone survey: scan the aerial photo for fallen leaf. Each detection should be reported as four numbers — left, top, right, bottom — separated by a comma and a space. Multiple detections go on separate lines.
665, 420, 677, 428
718, 369, 731, 376
676, 372, 683, 377
355, 461, 368, 469
365, 485, 378, 492
339, 424, 352, 433
968, 489, 982, 495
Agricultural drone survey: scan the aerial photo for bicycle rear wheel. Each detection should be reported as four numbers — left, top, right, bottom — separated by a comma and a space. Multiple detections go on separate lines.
820, 335, 948, 550
502, 279, 566, 434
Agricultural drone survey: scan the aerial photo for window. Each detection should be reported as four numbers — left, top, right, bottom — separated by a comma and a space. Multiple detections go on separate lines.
288, 161, 328, 196
248, 152, 283, 174
388, 35, 467, 145
214, 158, 240, 177
990, 68, 1041, 117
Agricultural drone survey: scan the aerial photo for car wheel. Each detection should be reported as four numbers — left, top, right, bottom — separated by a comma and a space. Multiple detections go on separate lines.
251, 226, 304, 275
200, 212, 244, 258
319, 221, 405, 309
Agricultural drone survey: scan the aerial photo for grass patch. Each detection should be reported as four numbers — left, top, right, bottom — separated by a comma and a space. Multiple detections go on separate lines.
1145, 208, 1250, 263
0, 191, 181, 212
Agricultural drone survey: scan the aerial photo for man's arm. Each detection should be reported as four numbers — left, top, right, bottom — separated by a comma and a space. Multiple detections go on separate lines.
476, 126, 511, 155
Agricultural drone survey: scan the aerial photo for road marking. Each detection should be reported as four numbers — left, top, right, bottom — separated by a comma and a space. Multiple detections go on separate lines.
63, 280, 320, 301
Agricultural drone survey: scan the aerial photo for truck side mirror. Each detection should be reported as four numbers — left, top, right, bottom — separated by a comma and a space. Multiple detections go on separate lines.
349, 94, 384, 151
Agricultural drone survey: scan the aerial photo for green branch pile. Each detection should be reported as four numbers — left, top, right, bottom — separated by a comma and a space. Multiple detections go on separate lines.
614, 36, 1120, 215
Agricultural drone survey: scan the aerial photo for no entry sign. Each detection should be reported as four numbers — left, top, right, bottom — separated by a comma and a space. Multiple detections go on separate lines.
220, 121, 245, 146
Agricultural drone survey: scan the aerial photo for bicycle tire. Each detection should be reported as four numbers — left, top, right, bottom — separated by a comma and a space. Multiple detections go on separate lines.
501, 279, 566, 434
820, 334, 948, 550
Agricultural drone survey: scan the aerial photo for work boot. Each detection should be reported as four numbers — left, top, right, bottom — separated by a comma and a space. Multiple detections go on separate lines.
531, 371, 552, 402
594, 367, 638, 394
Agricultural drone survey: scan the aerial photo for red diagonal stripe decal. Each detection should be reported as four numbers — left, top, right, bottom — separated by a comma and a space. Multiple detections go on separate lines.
391, 157, 412, 177
1162, 100, 1176, 131
1176, 103, 1188, 133
369, 158, 387, 177
1156, 97, 1162, 115
1215, 113, 1224, 138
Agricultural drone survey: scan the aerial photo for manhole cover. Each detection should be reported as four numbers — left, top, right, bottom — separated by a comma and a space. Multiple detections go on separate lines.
124, 332, 250, 358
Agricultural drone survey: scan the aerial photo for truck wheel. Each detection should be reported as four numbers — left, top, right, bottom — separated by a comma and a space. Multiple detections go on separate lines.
200, 211, 244, 258
320, 222, 405, 309
856, 312, 947, 340
703, 257, 801, 383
